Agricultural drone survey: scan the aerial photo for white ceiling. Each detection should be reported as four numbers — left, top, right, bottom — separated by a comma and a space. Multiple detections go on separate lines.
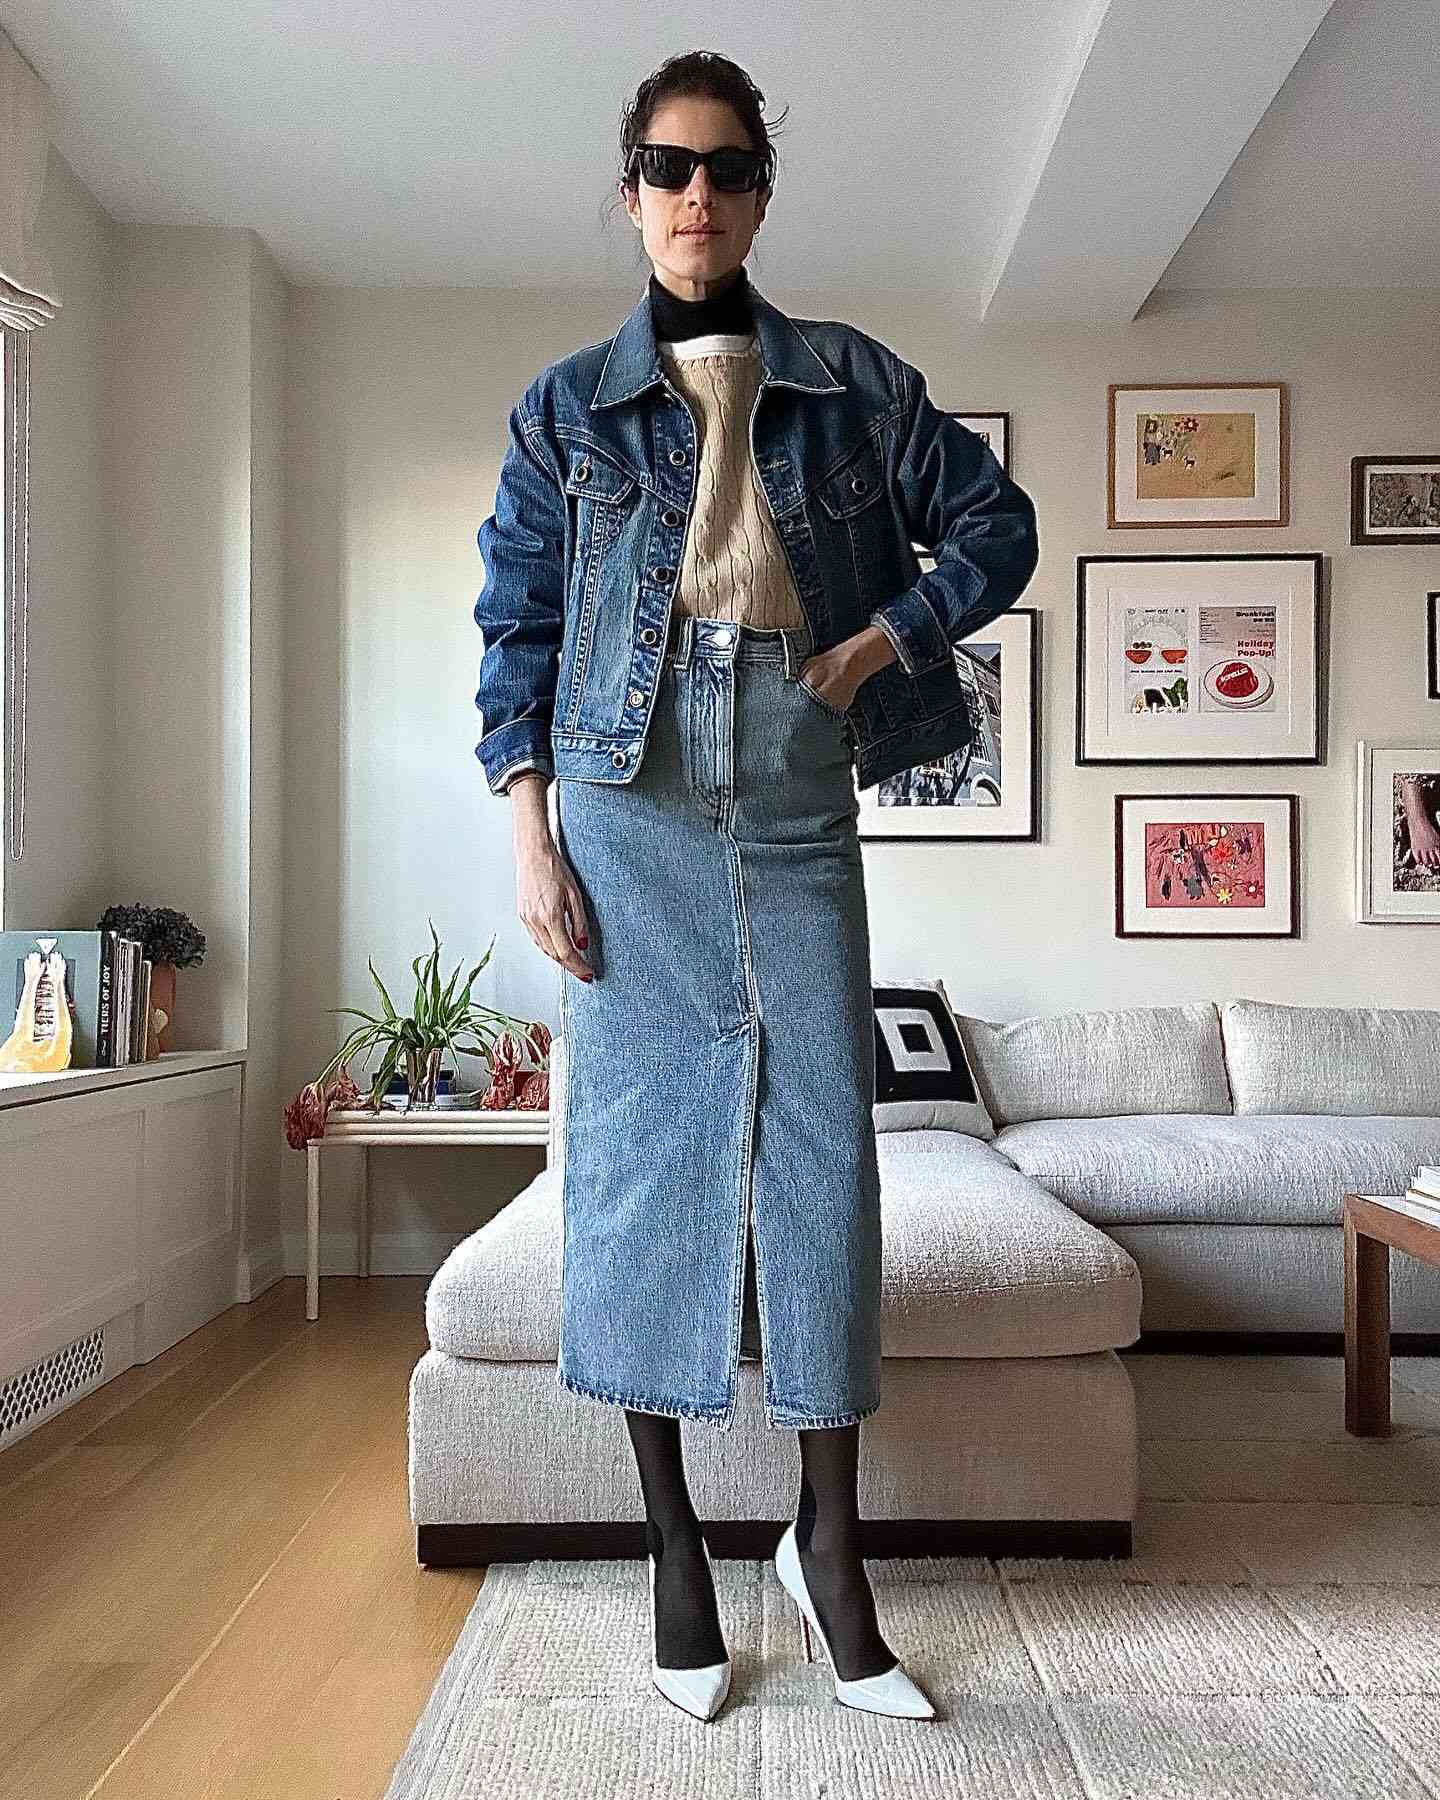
5, 0, 1436, 320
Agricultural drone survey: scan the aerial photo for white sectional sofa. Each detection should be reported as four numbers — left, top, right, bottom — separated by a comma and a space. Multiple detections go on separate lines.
407, 996, 1440, 1567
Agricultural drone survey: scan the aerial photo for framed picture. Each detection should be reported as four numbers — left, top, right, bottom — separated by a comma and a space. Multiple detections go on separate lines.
1115, 794, 1299, 938
1108, 382, 1286, 528
1429, 593, 1439, 701
1356, 741, 1440, 924
1350, 456, 1440, 545
858, 606, 1039, 841
1077, 553, 1324, 765
952, 411, 1009, 472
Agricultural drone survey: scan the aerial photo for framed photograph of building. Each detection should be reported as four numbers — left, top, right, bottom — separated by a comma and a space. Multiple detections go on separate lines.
1356, 741, 1440, 924
858, 606, 1039, 841
1108, 382, 1286, 528
1115, 793, 1300, 939
1076, 553, 1324, 765
1350, 456, 1440, 545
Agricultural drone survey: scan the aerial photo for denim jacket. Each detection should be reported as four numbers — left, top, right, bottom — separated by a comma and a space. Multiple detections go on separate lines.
474, 281, 1039, 795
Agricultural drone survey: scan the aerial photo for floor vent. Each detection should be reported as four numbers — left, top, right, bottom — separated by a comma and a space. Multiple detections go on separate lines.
0, 1329, 105, 1449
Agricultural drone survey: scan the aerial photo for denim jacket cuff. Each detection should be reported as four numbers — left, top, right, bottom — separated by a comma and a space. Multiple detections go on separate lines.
477, 719, 556, 796
496, 758, 554, 797
868, 590, 951, 676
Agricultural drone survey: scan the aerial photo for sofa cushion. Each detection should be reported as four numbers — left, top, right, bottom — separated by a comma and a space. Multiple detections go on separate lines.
1221, 998, 1440, 1116
426, 1131, 1140, 1364
994, 1112, 1440, 1227
870, 975, 994, 1138
955, 1002, 1231, 1126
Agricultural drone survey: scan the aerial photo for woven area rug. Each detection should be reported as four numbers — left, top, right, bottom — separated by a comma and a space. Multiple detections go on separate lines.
386, 1357, 1440, 1799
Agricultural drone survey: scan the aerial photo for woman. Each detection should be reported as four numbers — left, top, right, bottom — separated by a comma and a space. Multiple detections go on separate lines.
474, 50, 1039, 1724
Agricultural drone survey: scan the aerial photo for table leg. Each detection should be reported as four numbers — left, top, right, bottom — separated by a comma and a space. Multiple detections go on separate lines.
358, 1145, 370, 1278
1345, 1212, 1391, 1435
306, 1141, 321, 1322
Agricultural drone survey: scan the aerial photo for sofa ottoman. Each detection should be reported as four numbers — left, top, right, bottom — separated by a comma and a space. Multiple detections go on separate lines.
408, 1127, 1142, 1565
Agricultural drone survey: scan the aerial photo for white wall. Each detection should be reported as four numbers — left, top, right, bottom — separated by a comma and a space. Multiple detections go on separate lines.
2, 150, 114, 932
107, 224, 253, 1055
280, 281, 1440, 1274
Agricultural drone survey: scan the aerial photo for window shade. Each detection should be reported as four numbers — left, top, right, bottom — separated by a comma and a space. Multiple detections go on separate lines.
0, 28, 61, 332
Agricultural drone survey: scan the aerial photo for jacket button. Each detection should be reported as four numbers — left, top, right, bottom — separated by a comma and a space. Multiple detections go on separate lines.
669, 448, 687, 467
611, 750, 627, 767
850, 474, 869, 495
662, 508, 682, 527
574, 459, 591, 483
628, 688, 644, 705
653, 567, 673, 584
639, 627, 657, 644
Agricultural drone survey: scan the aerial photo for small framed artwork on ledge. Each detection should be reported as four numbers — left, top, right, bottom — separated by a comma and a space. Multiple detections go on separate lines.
1115, 793, 1300, 939
1356, 742, 1440, 924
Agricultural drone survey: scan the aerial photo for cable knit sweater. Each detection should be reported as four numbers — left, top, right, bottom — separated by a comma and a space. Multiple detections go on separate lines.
658, 332, 808, 630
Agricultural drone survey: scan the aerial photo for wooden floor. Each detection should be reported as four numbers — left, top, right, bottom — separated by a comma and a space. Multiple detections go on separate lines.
0, 1276, 481, 1800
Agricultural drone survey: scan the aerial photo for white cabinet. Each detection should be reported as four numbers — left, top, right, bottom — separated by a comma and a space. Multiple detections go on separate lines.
0, 1056, 245, 1449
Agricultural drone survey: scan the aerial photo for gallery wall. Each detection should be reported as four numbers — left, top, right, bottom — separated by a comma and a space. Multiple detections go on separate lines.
280, 279, 1440, 1278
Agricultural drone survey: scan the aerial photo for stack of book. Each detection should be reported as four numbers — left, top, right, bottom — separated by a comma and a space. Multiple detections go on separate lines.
1405, 1165, 1440, 1222
0, 929, 152, 1069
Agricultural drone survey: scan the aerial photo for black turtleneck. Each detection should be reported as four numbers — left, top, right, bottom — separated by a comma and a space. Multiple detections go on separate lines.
648, 267, 755, 343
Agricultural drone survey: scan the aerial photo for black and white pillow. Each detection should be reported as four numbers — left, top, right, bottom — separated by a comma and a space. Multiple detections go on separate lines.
871, 977, 995, 1138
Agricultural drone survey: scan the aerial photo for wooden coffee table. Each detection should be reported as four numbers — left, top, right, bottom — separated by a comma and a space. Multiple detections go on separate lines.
1343, 1190, 1440, 1435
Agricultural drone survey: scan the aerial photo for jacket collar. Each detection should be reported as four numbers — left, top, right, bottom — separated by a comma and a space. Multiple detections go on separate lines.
588, 278, 845, 411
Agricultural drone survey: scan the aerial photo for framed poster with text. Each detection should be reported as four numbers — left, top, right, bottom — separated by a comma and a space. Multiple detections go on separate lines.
1077, 553, 1324, 766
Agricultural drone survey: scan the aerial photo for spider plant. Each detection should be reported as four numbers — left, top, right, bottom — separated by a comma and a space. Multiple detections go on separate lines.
314, 918, 546, 1109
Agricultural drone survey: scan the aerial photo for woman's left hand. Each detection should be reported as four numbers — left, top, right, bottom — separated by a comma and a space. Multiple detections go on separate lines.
797, 650, 863, 714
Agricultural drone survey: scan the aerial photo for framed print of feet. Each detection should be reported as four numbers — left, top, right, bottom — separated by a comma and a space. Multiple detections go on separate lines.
1356, 743, 1440, 924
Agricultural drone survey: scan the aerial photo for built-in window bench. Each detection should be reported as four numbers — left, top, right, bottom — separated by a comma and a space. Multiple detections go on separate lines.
0, 1050, 247, 1452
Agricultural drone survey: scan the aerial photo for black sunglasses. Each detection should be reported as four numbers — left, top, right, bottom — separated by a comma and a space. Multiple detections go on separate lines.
626, 142, 768, 194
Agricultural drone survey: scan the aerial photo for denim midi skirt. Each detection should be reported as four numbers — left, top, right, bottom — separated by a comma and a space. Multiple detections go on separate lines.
553, 614, 882, 1432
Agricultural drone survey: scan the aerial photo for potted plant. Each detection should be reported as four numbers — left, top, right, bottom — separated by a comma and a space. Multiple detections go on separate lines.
283, 919, 549, 1149
96, 902, 206, 1060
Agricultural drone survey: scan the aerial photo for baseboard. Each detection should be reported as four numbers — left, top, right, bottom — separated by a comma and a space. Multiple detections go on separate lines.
416, 1517, 1133, 1567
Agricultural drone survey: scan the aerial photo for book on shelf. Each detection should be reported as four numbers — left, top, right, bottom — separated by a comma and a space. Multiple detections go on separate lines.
0, 929, 148, 1069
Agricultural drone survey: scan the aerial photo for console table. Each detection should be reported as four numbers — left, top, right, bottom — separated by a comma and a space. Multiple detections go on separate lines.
304, 1107, 551, 1320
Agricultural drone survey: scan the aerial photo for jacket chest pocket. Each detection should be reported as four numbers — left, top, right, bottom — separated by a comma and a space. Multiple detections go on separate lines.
812, 435, 885, 524
563, 443, 641, 604
811, 434, 894, 593
558, 442, 643, 730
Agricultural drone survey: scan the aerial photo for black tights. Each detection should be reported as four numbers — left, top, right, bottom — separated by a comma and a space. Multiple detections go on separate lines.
625, 1409, 895, 1680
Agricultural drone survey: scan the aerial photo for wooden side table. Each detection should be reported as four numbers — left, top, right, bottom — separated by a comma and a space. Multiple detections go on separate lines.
303, 1108, 551, 1321
1343, 1190, 1440, 1436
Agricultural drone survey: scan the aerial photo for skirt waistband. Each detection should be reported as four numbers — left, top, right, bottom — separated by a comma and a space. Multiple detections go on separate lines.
663, 613, 816, 669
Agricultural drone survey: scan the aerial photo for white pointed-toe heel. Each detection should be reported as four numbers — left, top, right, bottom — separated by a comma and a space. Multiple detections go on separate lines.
773, 1520, 936, 1719
648, 1535, 732, 1721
